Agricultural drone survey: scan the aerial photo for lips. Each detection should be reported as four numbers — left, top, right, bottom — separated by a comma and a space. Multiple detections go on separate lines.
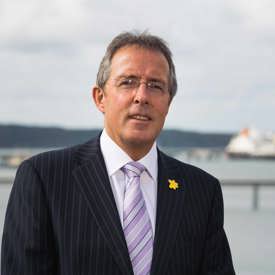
129, 114, 152, 121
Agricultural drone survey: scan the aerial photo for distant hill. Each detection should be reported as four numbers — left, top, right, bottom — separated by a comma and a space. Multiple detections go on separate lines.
0, 124, 233, 148
158, 129, 232, 148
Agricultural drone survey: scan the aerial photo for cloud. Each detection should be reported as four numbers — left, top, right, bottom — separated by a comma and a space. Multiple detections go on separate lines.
229, 0, 275, 31
0, 0, 274, 131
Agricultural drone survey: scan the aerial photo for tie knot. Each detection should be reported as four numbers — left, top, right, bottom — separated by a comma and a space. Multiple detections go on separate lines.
122, 162, 145, 178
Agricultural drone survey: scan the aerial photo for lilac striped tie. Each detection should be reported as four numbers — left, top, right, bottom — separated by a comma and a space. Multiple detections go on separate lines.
122, 162, 153, 275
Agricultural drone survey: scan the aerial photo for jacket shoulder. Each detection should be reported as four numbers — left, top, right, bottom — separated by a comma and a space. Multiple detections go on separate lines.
22, 137, 99, 174
26, 144, 79, 167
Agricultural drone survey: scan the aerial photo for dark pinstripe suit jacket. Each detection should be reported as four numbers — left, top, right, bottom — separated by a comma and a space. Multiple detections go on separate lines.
1, 137, 235, 275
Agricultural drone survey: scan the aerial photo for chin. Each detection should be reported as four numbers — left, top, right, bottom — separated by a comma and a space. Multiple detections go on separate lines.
124, 131, 156, 146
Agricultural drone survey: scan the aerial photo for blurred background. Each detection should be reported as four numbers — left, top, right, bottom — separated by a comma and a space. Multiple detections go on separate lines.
0, 0, 274, 274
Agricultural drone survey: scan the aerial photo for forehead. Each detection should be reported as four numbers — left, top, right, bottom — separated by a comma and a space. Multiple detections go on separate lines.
109, 46, 169, 82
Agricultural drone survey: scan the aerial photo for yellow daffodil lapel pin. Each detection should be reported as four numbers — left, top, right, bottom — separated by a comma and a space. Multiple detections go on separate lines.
168, 179, 179, 190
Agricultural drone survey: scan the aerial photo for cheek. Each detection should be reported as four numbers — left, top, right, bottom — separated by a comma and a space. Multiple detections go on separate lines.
156, 102, 170, 118
110, 92, 130, 106
105, 97, 128, 120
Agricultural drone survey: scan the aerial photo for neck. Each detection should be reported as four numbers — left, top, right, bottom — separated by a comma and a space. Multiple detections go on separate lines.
104, 129, 154, 161
120, 143, 152, 161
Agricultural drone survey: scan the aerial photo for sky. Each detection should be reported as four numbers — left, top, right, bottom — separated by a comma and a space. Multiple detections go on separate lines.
0, 0, 274, 133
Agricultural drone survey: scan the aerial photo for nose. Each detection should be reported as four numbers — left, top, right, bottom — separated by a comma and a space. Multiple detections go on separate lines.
133, 82, 149, 105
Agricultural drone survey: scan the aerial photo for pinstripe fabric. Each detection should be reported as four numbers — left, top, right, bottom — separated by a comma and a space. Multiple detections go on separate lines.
1, 136, 235, 275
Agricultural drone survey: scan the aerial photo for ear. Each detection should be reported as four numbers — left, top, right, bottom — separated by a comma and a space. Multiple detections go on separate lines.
92, 86, 105, 113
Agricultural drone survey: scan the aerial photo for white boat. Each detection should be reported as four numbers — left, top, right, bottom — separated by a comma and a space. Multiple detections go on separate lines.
225, 128, 275, 159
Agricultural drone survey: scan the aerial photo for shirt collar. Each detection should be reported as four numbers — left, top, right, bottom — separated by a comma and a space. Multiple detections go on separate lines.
100, 129, 158, 182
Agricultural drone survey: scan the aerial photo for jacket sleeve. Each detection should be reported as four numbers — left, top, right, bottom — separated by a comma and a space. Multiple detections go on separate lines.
200, 180, 236, 275
1, 160, 58, 275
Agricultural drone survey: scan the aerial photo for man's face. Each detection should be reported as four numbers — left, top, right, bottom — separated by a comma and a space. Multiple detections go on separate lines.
94, 45, 171, 157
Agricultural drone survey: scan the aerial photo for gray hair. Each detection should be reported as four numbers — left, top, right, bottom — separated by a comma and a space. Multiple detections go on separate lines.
96, 31, 177, 99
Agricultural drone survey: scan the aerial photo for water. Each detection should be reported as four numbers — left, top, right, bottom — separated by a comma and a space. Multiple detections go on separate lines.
175, 151, 275, 181
1, 153, 275, 274
225, 210, 275, 275
177, 156, 275, 211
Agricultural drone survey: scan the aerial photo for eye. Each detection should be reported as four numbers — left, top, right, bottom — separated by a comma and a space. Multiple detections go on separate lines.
118, 77, 138, 88
147, 81, 165, 92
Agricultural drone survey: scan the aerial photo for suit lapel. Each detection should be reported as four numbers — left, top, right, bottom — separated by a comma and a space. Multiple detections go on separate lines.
72, 138, 133, 275
151, 150, 186, 275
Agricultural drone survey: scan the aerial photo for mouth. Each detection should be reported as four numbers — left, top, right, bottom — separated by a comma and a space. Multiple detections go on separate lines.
129, 114, 151, 121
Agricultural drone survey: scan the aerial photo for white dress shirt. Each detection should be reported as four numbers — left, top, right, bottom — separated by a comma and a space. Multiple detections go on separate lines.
100, 129, 158, 236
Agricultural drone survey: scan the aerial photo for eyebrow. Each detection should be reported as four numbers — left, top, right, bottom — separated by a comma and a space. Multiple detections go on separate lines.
115, 74, 166, 84
147, 78, 166, 84
115, 74, 138, 80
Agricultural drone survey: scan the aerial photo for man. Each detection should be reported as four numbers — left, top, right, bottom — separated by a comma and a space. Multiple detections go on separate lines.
1, 31, 235, 274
